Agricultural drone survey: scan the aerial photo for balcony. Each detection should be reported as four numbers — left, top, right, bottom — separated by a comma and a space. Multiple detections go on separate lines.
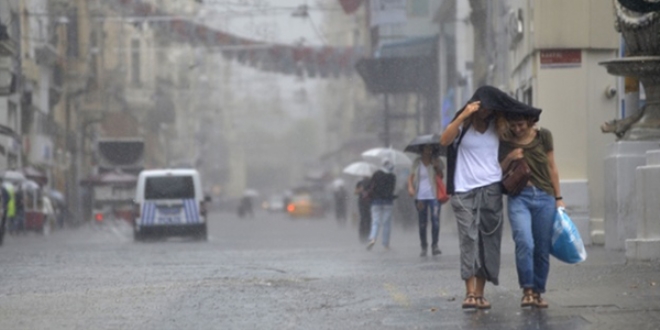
0, 24, 17, 56
35, 44, 59, 67
124, 86, 154, 110
0, 57, 16, 96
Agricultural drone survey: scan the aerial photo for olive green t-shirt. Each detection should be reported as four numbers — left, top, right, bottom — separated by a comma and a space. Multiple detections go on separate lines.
498, 128, 555, 197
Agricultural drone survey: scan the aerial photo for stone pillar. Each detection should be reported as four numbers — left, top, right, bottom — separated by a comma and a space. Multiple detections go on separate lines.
604, 141, 660, 250
626, 149, 660, 260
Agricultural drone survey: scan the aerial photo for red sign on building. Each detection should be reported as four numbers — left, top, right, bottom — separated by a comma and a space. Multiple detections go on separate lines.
540, 49, 582, 68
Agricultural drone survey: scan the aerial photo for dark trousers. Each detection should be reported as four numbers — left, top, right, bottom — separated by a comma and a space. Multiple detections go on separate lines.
416, 199, 440, 250
0, 214, 5, 245
358, 200, 371, 242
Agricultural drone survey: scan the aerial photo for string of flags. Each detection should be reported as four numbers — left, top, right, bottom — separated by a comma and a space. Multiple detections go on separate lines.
115, 0, 364, 78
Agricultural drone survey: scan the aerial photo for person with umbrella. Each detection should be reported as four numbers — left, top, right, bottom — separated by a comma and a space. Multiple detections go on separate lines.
440, 85, 542, 310
343, 161, 377, 242
406, 138, 444, 257
366, 158, 397, 251
354, 176, 372, 242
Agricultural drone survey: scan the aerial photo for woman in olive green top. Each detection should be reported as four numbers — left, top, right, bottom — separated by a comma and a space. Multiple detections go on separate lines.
498, 112, 565, 309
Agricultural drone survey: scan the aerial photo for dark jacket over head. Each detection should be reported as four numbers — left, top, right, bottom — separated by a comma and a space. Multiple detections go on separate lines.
466, 85, 542, 121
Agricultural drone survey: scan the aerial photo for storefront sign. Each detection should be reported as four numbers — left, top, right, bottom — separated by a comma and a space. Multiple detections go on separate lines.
540, 49, 581, 69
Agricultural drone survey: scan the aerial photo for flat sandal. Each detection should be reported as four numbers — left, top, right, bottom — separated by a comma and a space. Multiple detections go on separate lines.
533, 293, 548, 308
475, 296, 491, 310
462, 294, 477, 309
521, 292, 535, 307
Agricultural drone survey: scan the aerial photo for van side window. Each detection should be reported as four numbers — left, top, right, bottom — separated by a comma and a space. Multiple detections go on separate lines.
145, 176, 195, 199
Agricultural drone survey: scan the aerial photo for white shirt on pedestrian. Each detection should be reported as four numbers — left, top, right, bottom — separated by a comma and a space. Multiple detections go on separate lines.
416, 164, 435, 200
454, 122, 502, 193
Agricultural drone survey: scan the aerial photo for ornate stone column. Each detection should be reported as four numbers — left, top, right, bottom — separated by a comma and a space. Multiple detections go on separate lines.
601, 0, 660, 258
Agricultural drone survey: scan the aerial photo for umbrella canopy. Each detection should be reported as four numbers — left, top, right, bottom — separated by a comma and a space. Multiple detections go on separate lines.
342, 161, 378, 177
404, 134, 446, 156
361, 147, 412, 168
45, 189, 65, 205
3, 170, 26, 183
244, 189, 259, 197
21, 180, 40, 191
331, 178, 345, 190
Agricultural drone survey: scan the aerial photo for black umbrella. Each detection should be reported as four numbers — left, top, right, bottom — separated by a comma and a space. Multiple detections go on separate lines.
404, 134, 446, 156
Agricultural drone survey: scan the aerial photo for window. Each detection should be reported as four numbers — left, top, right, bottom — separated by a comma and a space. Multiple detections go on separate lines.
131, 39, 141, 86
66, 8, 79, 58
145, 176, 195, 200
523, 88, 533, 106
408, 0, 429, 17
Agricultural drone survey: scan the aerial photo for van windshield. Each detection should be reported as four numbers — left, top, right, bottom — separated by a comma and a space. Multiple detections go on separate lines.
145, 176, 195, 199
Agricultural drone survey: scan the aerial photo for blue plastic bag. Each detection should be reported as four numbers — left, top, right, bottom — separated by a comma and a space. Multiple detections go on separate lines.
550, 207, 587, 264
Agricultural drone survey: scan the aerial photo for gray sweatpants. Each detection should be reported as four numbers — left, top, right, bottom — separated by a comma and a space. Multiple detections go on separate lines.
450, 182, 504, 285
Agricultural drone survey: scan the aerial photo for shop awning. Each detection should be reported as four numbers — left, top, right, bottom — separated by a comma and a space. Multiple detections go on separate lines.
355, 56, 437, 94
356, 35, 438, 94
377, 36, 437, 58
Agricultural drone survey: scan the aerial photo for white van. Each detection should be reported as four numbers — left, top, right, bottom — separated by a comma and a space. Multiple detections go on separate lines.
133, 169, 209, 241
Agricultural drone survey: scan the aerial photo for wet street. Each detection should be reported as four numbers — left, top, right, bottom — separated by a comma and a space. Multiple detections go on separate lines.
0, 209, 659, 330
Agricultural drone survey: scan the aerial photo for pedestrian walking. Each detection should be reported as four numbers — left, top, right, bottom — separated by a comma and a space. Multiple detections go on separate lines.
407, 144, 444, 257
333, 183, 348, 223
4, 183, 16, 236
366, 159, 397, 250
0, 183, 9, 246
498, 112, 563, 309
14, 186, 24, 234
354, 176, 372, 242
440, 85, 542, 310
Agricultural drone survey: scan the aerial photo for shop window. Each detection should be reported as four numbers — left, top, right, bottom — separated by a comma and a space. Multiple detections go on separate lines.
408, 0, 429, 17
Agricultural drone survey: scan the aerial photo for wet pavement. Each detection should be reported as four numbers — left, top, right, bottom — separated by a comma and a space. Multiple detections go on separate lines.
0, 209, 659, 329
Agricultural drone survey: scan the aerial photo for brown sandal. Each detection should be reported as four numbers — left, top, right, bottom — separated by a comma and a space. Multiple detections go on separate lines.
475, 296, 491, 310
462, 293, 477, 309
533, 293, 548, 308
521, 292, 535, 308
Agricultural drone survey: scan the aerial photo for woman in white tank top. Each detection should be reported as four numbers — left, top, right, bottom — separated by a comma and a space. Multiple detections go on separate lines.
440, 85, 542, 310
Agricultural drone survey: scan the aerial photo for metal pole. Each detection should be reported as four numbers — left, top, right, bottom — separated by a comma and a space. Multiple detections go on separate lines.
416, 93, 421, 135
383, 93, 390, 147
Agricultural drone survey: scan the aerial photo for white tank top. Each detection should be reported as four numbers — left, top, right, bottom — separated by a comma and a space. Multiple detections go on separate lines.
454, 122, 502, 193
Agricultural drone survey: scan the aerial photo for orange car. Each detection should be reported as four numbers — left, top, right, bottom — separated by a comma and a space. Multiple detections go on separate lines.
286, 194, 325, 218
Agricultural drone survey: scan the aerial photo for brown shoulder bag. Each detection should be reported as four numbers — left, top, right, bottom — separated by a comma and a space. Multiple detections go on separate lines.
502, 158, 531, 196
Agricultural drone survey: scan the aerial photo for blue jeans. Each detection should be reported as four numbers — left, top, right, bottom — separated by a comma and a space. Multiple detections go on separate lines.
369, 201, 393, 247
416, 199, 440, 249
508, 186, 555, 293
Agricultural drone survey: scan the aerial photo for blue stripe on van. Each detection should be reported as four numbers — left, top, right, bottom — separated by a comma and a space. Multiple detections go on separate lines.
140, 199, 200, 226
184, 199, 200, 224
142, 202, 156, 225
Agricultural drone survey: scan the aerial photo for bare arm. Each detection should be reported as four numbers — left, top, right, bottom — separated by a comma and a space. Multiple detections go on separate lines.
407, 173, 415, 196
547, 150, 565, 208
439, 101, 481, 146
432, 158, 444, 179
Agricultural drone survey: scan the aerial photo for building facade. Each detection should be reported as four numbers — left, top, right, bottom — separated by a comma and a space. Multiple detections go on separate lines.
506, 0, 619, 244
